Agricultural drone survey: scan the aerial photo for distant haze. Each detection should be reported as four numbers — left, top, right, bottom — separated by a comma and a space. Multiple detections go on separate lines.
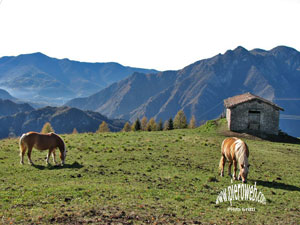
0, 53, 157, 105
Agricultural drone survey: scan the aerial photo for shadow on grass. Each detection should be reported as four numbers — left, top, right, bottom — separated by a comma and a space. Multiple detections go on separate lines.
254, 179, 300, 192
32, 161, 83, 170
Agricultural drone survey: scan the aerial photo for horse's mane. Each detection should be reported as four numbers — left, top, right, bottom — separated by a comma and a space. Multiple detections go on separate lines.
235, 139, 249, 166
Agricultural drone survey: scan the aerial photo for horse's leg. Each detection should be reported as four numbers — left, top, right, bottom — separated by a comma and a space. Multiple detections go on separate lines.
27, 146, 34, 165
219, 155, 226, 177
233, 159, 238, 180
228, 161, 233, 177
46, 149, 52, 165
59, 148, 66, 166
52, 149, 57, 165
19, 143, 27, 165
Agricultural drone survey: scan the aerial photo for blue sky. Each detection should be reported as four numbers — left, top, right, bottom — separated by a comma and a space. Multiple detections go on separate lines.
0, 0, 299, 70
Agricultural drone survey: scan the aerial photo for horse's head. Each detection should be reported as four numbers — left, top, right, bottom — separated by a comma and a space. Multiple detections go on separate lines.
58, 140, 67, 166
239, 163, 250, 183
62, 143, 67, 165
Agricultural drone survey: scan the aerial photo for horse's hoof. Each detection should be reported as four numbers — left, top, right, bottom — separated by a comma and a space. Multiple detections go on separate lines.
20, 161, 24, 165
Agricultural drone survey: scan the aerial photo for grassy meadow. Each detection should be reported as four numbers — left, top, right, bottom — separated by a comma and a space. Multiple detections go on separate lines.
0, 119, 299, 224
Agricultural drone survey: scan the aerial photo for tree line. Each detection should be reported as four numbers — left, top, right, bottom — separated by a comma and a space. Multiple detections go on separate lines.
40, 110, 196, 134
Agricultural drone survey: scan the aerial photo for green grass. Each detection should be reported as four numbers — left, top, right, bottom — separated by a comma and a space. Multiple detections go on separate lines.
0, 119, 299, 224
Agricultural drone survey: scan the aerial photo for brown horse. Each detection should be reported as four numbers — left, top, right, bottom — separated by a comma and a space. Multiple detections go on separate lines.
219, 137, 250, 183
19, 132, 67, 166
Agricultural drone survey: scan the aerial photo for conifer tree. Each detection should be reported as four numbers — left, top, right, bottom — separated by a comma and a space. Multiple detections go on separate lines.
146, 118, 157, 131
97, 121, 110, 132
72, 128, 78, 134
164, 118, 174, 130
189, 115, 197, 129
174, 110, 188, 129
122, 122, 131, 132
141, 116, 148, 131
132, 118, 141, 131
163, 120, 168, 131
41, 122, 54, 133
157, 119, 163, 131
168, 118, 174, 130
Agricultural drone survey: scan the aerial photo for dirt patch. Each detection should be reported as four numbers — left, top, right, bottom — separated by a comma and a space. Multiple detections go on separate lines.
47, 207, 200, 225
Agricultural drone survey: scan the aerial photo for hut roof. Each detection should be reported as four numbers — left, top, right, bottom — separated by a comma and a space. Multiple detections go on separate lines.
224, 93, 284, 111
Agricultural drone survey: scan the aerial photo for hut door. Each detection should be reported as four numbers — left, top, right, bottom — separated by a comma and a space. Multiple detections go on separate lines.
248, 110, 261, 130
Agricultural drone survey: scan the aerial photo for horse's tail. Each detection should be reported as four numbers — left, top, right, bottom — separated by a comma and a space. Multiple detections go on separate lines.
19, 133, 28, 155
219, 157, 223, 171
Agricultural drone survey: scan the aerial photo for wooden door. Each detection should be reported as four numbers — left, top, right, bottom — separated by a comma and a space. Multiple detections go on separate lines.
248, 110, 261, 130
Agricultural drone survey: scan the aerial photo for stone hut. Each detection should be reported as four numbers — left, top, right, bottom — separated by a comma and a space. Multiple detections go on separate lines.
224, 93, 284, 135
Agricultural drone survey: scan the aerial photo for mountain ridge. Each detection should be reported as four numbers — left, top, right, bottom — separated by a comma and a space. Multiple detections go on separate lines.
0, 88, 17, 101
0, 104, 126, 138
0, 52, 158, 105
66, 45, 300, 136
0, 99, 34, 117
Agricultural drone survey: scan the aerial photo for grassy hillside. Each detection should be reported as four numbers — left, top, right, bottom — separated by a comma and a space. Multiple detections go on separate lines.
0, 119, 299, 224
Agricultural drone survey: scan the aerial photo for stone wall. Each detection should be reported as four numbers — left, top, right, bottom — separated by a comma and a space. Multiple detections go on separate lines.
226, 100, 280, 135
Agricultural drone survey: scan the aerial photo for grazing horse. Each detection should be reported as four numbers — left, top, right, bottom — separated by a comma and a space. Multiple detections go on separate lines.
19, 132, 67, 166
219, 137, 250, 183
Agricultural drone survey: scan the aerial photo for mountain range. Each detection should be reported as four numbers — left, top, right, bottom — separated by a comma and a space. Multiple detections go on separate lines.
0, 53, 157, 105
0, 100, 125, 138
66, 46, 300, 136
